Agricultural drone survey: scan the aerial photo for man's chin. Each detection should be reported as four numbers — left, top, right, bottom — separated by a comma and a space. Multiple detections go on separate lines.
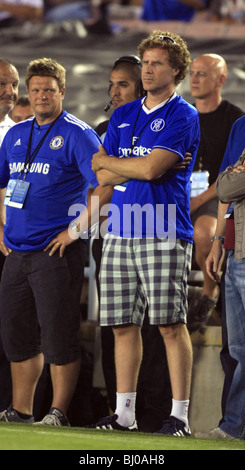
1, 103, 15, 115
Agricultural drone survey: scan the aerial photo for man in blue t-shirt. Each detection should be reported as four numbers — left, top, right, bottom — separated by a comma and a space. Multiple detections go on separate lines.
141, 0, 207, 22
91, 31, 200, 436
0, 57, 111, 426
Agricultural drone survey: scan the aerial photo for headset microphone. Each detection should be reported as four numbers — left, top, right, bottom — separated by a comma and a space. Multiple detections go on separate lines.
104, 101, 111, 112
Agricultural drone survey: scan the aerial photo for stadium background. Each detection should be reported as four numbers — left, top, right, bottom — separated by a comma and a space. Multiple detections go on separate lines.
1, 16, 245, 434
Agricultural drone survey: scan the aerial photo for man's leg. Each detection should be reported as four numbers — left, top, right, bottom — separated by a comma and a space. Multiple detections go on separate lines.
11, 353, 44, 416
159, 323, 192, 401
50, 358, 81, 416
111, 324, 142, 428
31, 243, 86, 425
158, 323, 192, 434
0, 252, 43, 422
188, 211, 221, 333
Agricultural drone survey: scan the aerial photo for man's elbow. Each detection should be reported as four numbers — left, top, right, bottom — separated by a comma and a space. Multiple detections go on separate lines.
144, 166, 166, 181
96, 172, 109, 187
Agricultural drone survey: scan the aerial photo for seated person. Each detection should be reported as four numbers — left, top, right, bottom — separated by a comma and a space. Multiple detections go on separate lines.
141, 0, 208, 22
0, 0, 43, 27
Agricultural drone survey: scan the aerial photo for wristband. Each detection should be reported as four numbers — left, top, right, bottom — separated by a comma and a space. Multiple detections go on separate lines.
211, 235, 224, 244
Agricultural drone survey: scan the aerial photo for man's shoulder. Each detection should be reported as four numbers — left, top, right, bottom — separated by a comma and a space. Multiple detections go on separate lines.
220, 99, 244, 118
0, 115, 15, 132
172, 95, 198, 117
61, 112, 92, 132
114, 98, 142, 116
230, 114, 245, 132
95, 120, 109, 137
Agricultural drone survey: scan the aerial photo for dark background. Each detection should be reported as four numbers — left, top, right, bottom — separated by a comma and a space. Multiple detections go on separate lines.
1, 23, 245, 128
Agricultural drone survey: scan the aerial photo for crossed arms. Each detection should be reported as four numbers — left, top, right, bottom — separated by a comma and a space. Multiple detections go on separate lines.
92, 144, 186, 186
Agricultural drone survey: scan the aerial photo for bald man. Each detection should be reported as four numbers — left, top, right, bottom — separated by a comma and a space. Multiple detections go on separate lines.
188, 53, 244, 333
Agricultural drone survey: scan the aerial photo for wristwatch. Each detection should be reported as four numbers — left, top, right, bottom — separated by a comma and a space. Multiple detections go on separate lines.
211, 235, 225, 244
70, 219, 80, 233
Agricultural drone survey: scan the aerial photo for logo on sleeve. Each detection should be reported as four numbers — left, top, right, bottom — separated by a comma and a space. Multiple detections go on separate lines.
49, 136, 64, 150
151, 119, 165, 132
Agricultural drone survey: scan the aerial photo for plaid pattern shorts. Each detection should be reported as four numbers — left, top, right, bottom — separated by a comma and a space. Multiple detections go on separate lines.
99, 235, 192, 327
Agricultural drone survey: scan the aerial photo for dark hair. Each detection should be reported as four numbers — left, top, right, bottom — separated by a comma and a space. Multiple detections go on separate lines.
15, 95, 30, 107
111, 55, 145, 98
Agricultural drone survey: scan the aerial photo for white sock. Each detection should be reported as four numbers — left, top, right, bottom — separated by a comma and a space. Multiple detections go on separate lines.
171, 399, 190, 429
115, 392, 136, 427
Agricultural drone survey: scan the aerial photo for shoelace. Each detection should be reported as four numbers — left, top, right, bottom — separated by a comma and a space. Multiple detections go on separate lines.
0, 409, 9, 421
42, 414, 62, 426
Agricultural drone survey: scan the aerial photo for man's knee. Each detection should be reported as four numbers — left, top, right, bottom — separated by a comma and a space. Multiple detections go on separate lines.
159, 322, 187, 341
113, 323, 140, 339
193, 215, 217, 249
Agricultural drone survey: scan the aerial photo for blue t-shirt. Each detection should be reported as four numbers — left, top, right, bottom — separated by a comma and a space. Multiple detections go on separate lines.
219, 116, 245, 172
103, 95, 200, 241
141, 0, 207, 22
0, 111, 100, 252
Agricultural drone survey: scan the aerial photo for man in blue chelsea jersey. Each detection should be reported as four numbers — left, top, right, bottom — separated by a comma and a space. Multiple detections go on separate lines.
0, 57, 111, 425
91, 31, 200, 436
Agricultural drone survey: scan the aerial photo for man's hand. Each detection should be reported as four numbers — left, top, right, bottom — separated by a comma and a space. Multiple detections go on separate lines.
0, 224, 12, 256
0, 240, 12, 256
92, 145, 109, 172
205, 241, 223, 282
173, 152, 192, 170
44, 229, 74, 257
229, 161, 245, 174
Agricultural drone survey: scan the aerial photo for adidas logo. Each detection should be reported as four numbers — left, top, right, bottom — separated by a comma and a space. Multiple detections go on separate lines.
14, 139, 21, 146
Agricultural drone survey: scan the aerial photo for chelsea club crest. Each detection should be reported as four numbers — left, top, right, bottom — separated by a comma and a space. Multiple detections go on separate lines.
49, 136, 64, 150
150, 119, 165, 132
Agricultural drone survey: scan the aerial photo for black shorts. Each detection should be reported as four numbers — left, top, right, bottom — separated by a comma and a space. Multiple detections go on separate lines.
191, 197, 218, 226
0, 240, 86, 365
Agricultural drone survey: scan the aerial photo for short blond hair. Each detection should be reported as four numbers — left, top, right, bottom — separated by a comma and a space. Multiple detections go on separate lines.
25, 57, 66, 91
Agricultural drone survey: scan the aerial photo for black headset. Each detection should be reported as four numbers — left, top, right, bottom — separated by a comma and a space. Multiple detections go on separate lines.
104, 55, 145, 111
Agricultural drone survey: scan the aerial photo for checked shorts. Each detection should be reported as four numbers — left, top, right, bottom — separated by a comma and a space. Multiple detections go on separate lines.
99, 235, 192, 327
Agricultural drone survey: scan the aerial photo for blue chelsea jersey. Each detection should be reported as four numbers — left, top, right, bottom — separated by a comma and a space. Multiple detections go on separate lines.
0, 111, 100, 252
103, 95, 200, 241
219, 115, 245, 173
141, 0, 208, 22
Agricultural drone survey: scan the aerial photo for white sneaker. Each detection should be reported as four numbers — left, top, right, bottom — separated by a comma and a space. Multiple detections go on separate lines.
195, 427, 235, 440
33, 407, 70, 426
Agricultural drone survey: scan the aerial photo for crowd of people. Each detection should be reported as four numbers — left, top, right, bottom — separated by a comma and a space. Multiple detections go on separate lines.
0, 1, 245, 34
141, 0, 245, 24
0, 25, 244, 442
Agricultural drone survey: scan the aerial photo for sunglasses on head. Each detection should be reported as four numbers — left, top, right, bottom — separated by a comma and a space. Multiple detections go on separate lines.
151, 35, 177, 44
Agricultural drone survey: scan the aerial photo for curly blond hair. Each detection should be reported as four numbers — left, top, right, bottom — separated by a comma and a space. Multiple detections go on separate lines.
137, 30, 191, 86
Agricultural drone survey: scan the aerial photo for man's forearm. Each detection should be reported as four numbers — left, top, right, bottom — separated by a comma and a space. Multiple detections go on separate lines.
76, 185, 113, 234
96, 169, 129, 187
216, 167, 245, 202
0, 187, 6, 227
93, 146, 180, 182
214, 201, 229, 237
